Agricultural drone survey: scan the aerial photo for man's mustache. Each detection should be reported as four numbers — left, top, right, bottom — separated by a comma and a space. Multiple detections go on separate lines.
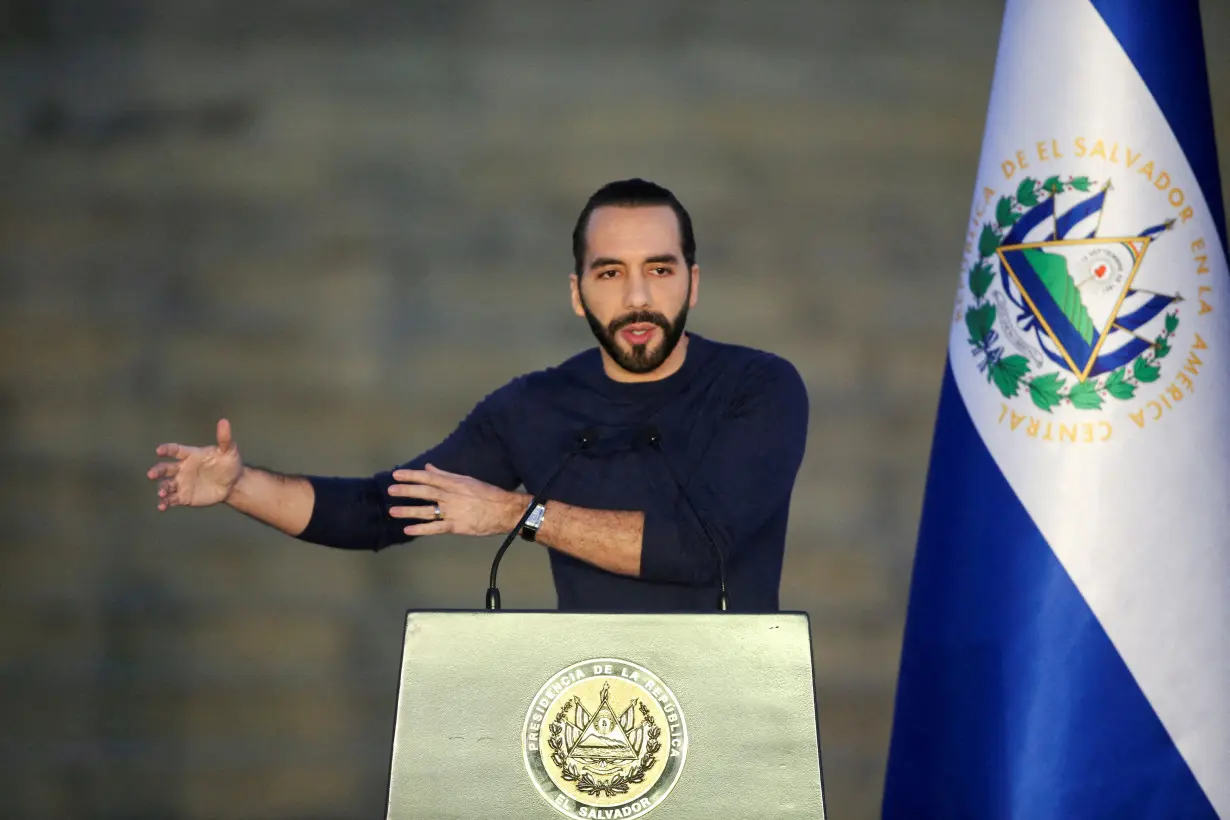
608, 311, 672, 335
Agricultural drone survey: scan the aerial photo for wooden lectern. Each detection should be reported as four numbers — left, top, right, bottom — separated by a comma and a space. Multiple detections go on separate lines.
384, 611, 827, 819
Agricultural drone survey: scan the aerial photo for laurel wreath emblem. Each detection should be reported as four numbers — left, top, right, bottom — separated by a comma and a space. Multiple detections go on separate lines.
547, 698, 662, 798
964, 174, 1179, 412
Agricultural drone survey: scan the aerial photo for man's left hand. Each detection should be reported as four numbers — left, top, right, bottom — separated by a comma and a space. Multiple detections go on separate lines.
388, 464, 529, 537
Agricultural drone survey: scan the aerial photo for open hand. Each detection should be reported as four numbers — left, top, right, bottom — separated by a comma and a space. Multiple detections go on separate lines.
147, 419, 244, 511
388, 464, 528, 537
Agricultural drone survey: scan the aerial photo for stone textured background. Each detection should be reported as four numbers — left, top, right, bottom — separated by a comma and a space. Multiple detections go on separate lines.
1, 1, 1227, 818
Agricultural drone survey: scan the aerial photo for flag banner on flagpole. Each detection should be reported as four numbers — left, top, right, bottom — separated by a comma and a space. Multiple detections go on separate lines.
884, 0, 1229, 817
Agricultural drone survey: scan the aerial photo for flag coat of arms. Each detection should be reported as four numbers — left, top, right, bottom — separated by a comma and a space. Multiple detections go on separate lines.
884, 0, 1229, 817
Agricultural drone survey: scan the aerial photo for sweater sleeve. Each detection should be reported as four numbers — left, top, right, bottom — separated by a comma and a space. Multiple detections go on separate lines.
296, 386, 522, 551
638, 356, 809, 586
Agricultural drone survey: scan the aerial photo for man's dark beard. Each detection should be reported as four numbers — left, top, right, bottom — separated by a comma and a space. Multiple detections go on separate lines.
579, 290, 690, 375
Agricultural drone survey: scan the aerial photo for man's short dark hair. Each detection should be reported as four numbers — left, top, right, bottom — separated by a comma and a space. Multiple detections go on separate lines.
571, 179, 697, 276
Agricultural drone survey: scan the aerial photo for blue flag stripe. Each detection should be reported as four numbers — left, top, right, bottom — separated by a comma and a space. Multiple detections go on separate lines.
882, 362, 1218, 819
1089, 0, 1228, 255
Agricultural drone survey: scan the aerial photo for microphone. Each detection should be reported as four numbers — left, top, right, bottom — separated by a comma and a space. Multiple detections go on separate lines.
640, 425, 729, 611
486, 427, 598, 610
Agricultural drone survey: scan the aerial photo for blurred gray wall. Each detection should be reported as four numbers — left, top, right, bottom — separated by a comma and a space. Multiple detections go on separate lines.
2, 1, 1227, 818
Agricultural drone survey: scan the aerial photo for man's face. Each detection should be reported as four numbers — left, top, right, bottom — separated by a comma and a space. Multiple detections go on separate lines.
570, 205, 699, 377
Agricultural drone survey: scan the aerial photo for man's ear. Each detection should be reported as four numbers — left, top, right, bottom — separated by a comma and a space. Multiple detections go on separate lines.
689, 264, 700, 308
570, 273, 585, 318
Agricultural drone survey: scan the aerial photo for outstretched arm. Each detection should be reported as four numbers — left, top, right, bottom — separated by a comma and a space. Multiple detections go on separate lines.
147, 418, 316, 536
147, 380, 525, 551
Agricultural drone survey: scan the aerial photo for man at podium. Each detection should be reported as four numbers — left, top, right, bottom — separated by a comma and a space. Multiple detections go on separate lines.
147, 178, 810, 613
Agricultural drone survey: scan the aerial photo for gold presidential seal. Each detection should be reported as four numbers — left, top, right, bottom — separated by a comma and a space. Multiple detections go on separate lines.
523, 659, 687, 820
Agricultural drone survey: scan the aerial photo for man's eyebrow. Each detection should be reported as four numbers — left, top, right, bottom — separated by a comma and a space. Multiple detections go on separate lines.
588, 253, 681, 270
644, 254, 680, 266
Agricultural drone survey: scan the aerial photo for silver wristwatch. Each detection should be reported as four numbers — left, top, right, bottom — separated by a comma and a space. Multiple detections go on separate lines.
519, 502, 547, 541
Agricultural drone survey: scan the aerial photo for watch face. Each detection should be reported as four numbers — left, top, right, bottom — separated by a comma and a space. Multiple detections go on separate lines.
527, 504, 546, 528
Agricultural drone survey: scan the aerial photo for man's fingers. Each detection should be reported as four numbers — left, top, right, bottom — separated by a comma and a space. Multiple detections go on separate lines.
387, 483, 437, 500
391, 469, 446, 487
147, 462, 180, 480
155, 443, 194, 460
424, 463, 460, 478
389, 504, 439, 520
216, 418, 233, 452
403, 521, 450, 537
156, 479, 180, 510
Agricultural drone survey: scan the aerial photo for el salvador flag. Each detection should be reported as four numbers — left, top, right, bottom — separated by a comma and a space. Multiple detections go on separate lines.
883, 1, 1229, 818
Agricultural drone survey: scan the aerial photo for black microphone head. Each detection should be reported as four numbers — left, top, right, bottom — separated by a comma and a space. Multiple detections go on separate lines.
576, 427, 600, 447
639, 424, 661, 448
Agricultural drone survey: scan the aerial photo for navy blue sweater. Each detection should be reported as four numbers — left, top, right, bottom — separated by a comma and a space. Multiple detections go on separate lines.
298, 334, 809, 612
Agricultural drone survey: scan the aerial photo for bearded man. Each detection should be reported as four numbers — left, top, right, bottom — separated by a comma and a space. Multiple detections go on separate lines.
147, 179, 809, 612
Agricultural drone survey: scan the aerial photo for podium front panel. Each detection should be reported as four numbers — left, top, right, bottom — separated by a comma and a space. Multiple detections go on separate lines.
385, 611, 825, 820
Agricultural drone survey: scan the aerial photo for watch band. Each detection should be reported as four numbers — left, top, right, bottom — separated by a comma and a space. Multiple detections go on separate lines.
519, 502, 547, 542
